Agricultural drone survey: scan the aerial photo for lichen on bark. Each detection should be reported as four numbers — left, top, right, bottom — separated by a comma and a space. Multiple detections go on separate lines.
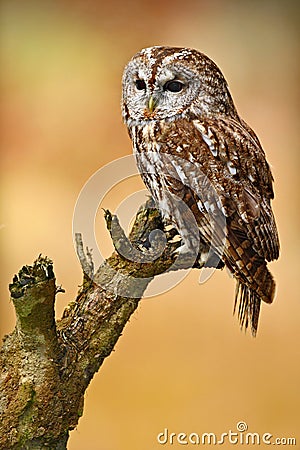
0, 199, 206, 449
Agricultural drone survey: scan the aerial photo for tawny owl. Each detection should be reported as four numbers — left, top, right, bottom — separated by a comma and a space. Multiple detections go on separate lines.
122, 46, 279, 336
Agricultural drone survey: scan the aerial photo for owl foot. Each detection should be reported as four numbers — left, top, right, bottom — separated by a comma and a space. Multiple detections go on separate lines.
170, 242, 200, 269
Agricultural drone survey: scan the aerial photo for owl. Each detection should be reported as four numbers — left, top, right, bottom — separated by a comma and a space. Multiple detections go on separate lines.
122, 46, 279, 336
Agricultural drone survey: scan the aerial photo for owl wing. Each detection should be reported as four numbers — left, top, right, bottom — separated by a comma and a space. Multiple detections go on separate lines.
161, 116, 280, 263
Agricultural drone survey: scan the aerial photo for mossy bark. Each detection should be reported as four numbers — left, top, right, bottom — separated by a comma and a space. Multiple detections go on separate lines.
0, 200, 205, 449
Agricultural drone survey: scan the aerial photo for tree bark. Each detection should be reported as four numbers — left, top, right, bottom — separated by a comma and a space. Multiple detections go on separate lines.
0, 200, 205, 449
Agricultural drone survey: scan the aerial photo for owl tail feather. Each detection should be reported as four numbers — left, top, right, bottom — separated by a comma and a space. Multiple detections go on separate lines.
234, 282, 261, 337
234, 269, 276, 337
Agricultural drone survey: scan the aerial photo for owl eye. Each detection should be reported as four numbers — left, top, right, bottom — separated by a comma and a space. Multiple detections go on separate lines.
135, 79, 146, 90
164, 80, 184, 93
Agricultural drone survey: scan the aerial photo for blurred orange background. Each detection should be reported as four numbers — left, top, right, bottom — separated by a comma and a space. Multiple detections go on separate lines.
1, 1, 299, 449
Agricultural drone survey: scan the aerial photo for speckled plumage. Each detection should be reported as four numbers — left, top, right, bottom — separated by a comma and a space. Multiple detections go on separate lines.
122, 46, 280, 336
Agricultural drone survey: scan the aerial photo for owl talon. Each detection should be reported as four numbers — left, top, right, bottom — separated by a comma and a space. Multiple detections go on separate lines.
170, 243, 200, 270
172, 243, 197, 257
172, 243, 188, 256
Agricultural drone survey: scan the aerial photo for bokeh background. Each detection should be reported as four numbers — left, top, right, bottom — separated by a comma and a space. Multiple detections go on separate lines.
1, 0, 299, 448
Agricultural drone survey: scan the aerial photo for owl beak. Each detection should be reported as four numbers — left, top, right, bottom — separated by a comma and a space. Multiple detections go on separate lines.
148, 96, 156, 113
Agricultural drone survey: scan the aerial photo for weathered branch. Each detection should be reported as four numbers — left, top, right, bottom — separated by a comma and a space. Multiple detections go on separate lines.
0, 199, 206, 449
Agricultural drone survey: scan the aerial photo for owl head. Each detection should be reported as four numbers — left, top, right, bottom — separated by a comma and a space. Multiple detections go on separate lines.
122, 46, 236, 126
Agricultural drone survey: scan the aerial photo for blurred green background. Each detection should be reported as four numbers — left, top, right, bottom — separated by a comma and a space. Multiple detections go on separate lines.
1, 1, 299, 449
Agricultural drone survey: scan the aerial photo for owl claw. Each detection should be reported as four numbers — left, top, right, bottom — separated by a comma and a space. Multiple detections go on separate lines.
172, 243, 188, 256
170, 243, 201, 270
168, 234, 182, 244
172, 242, 198, 257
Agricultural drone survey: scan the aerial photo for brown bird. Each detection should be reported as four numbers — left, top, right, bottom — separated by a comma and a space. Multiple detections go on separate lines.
122, 46, 279, 336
